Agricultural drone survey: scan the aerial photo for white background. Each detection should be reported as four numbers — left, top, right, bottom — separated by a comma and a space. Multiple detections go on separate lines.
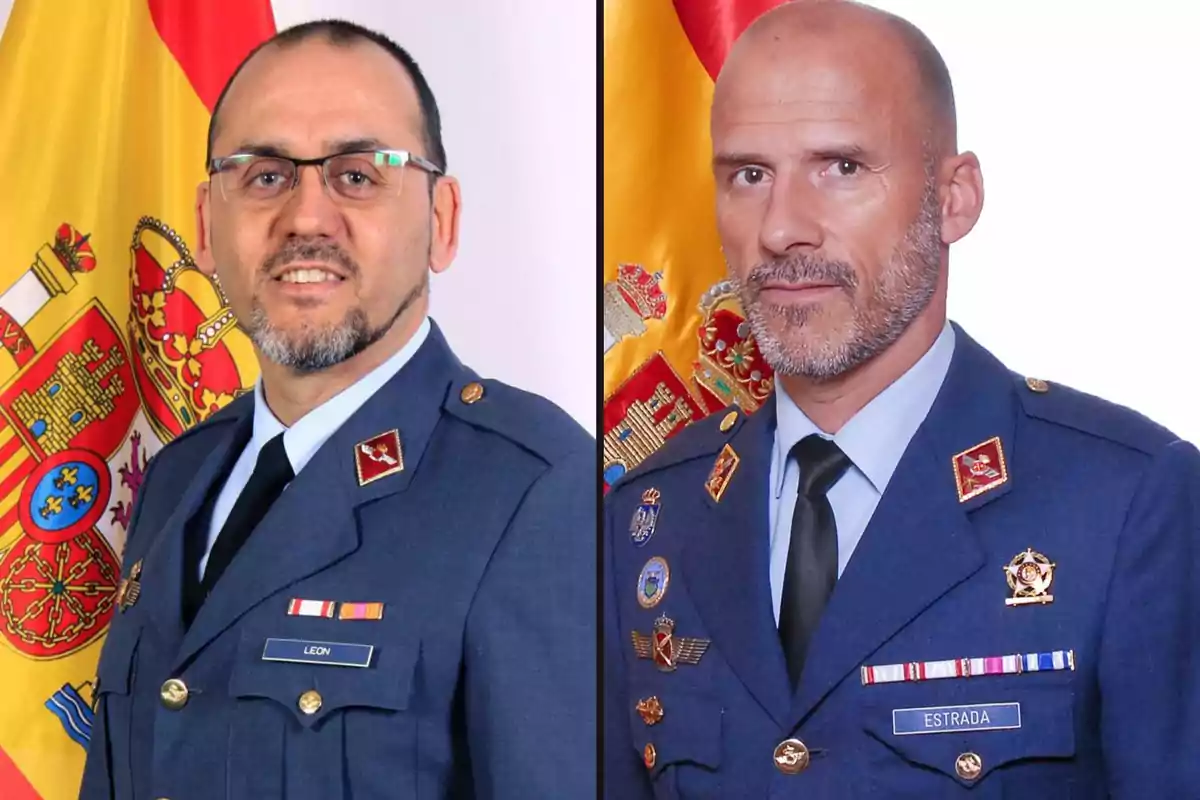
0, 0, 598, 434
867, 0, 1200, 443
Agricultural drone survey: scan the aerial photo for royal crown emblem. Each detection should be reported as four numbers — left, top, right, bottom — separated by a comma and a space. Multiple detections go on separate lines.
0, 222, 98, 371
603, 263, 668, 353
629, 487, 661, 546
127, 216, 251, 442
693, 280, 774, 414
49, 223, 97, 276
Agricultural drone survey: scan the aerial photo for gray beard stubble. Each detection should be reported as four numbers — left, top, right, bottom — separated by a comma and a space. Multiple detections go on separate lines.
733, 173, 943, 381
242, 238, 428, 373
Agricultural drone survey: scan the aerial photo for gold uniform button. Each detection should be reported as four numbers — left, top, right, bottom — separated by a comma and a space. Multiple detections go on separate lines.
298, 689, 323, 716
636, 696, 664, 726
773, 738, 810, 774
1025, 377, 1049, 393
643, 743, 656, 769
159, 678, 188, 710
719, 410, 738, 432
955, 751, 982, 781
460, 382, 484, 404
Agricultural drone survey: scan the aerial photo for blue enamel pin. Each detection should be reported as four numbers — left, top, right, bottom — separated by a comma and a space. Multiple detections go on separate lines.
629, 487, 661, 547
637, 556, 670, 609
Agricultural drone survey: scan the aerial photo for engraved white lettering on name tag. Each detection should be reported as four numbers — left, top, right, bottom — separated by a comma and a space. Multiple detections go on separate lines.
894, 703, 1020, 736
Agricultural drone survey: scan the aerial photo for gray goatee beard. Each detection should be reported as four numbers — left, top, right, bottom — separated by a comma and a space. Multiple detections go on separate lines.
243, 236, 429, 374
247, 273, 428, 374
732, 177, 943, 381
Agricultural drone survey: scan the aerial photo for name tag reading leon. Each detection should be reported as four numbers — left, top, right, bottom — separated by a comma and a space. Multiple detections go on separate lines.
262, 638, 374, 668
892, 702, 1021, 736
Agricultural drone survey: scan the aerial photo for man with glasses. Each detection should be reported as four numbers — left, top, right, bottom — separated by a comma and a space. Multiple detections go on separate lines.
82, 19, 594, 800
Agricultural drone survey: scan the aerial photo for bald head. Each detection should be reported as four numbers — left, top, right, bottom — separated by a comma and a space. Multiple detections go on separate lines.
710, 0, 984, 386
718, 0, 956, 152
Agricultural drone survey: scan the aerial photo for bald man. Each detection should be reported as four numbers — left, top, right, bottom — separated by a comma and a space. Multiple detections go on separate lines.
603, 2, 1200, 796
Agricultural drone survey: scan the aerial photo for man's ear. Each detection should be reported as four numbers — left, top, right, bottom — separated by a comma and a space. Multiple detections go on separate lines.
428, 176, 461, 274
195, 180, 217, 277
939, 151, 984, 245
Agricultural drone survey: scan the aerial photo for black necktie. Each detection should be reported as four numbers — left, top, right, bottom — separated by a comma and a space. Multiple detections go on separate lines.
779, 434, 851, 689
188, 433, 294, 624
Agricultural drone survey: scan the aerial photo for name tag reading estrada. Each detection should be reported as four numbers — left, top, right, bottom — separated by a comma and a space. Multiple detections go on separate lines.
262, 638, 374, 668
892, 702, 1021, 736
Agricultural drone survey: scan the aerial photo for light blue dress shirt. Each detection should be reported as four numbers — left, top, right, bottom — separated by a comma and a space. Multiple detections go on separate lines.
768, 322, 956, 623
198, 316, 431, 578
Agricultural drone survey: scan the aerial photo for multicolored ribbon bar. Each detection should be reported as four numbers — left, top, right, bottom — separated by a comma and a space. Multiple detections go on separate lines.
338, 601, 384, 621
287, 598, 335, 618
861, 650, 1074, 686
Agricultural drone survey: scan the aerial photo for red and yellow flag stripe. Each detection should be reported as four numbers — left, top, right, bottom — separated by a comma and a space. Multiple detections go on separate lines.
0, 2, 273, 796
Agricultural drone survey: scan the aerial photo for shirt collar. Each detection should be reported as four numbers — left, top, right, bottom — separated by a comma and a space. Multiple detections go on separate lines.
771, 320, 956, 498
250, 316, 432, 474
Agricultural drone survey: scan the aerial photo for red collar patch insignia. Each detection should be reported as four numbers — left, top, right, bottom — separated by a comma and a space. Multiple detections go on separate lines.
355, 429, 403, 486
704, 444, 740, 503
952, 436, 1008, 502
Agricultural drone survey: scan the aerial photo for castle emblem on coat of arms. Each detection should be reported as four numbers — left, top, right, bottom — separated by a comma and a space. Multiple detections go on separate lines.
0, 216, 253, 666
601, 279, 776, 491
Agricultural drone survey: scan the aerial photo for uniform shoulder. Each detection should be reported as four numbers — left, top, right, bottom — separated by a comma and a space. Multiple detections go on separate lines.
1015, 374, 1181, 455
442, 375, 592, 466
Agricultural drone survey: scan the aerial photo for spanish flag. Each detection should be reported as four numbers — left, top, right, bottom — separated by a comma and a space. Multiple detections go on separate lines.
0, 2, 273, 796
602, 0, 784, 490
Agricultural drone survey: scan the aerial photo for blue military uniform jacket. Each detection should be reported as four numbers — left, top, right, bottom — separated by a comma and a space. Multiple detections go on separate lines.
604, 323, 1200, 797
82, 321, 595, 800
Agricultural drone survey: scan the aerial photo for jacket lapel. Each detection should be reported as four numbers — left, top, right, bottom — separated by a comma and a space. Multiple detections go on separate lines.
681, 408, 793, 727
787, 324, 1020, 727
139, 409, 252, 648
174, 326, 464, 668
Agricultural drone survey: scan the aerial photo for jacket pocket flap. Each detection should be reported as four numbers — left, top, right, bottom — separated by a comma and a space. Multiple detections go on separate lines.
229, 633, 419, 729
626, 680, 723, 778
863, 686, 1076, 785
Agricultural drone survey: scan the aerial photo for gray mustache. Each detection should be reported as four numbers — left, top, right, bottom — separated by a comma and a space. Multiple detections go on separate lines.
263, 240, 357, 275
746, 255, 857, 292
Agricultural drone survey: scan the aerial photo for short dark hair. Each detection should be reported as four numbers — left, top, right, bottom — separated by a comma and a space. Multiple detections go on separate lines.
205, 19, 446, 171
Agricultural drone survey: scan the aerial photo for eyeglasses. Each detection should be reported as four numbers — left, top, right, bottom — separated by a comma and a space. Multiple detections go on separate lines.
208, 149, 443, 205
